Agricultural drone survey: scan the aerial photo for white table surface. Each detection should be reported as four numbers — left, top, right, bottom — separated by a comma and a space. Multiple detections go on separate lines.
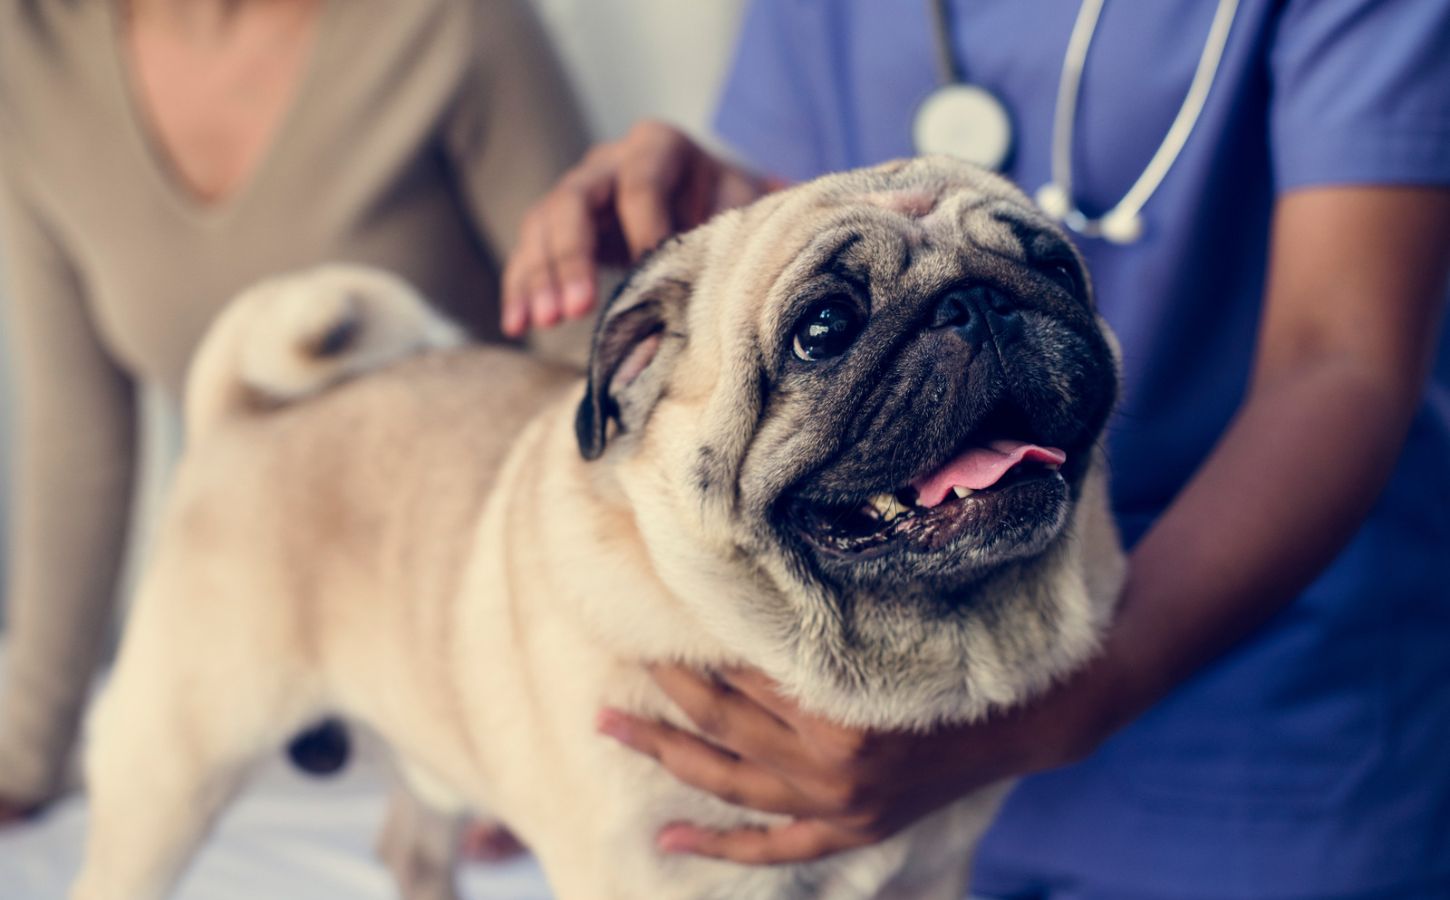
0, 648, 553, 899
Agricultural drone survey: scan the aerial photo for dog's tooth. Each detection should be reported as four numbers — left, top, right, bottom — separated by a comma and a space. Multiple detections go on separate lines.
869, 493, 906, 521
952, 486, 975, 499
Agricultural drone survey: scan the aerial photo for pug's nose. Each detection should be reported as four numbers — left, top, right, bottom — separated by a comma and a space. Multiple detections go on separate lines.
928, 285, 1022, 346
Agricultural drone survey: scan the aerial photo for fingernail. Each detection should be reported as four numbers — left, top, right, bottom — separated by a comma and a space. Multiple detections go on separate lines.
562, 279, 593, 316
596, 709, 633, 743
534, 288, 562, 321
657, 824, 699, 854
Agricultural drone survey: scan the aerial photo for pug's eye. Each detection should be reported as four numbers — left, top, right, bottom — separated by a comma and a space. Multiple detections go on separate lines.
1044, 261, 1079, 295
792, 297, 861, 361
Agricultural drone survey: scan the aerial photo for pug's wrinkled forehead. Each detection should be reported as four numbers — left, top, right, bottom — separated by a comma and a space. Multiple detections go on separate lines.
738, 158, 1087, 324
703, 159, 1093, 390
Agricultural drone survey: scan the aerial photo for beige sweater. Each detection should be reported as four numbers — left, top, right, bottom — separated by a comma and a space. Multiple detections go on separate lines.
0, 0, 587, 803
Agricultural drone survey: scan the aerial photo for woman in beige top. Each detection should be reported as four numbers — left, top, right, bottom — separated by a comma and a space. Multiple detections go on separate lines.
0, 0, 587, 819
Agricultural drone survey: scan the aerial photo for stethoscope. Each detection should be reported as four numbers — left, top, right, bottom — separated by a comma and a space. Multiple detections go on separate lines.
913, 0, 1240, 244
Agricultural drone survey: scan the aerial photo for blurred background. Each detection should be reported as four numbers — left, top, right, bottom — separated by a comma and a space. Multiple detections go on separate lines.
0, 0, 748, 624
0, 2, 744, 895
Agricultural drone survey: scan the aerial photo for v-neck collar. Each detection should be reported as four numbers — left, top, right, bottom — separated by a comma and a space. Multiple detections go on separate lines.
101, 0, 337, 229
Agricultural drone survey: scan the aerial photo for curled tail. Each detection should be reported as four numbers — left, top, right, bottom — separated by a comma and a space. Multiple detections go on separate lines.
185, 264, 465, 441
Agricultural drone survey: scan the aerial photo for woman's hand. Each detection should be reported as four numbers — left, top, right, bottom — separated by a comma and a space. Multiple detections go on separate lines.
501, 120, 775, 337
596, 664, 1119, 864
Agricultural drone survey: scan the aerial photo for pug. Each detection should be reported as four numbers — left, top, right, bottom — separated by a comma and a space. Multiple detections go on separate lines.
72, 157, 1123, 900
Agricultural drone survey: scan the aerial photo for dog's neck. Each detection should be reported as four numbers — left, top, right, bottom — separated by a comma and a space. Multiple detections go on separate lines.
500, 397, 1124, 732
496, 397, 750, 670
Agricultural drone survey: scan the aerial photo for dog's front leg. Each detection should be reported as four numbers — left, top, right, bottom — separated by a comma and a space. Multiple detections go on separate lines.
71, 730, 253, 900
70, 654, 281, 900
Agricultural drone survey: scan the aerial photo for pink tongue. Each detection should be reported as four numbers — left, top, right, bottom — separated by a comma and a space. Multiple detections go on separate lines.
909, 440, 1067, 509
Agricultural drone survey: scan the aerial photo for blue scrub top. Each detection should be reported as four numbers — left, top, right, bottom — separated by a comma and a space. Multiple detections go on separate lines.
714, 1, 1450, 896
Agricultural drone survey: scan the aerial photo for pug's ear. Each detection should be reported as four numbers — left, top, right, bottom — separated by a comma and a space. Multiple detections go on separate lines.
575, 248, 695, 460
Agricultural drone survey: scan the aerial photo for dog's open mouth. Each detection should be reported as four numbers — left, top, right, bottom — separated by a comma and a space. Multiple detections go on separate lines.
786, 440, 1068, 557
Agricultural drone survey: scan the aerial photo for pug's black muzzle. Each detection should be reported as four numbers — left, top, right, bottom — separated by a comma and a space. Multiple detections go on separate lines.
775, 281, 1117, 590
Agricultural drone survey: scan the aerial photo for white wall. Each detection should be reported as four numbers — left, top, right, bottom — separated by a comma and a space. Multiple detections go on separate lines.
533, 0, 746, 144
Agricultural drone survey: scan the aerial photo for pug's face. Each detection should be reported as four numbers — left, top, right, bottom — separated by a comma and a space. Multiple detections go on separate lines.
578, 158, 1122, 726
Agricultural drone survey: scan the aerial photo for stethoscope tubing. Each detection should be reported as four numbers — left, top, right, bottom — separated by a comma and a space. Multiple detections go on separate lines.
925, 0, 1240, 243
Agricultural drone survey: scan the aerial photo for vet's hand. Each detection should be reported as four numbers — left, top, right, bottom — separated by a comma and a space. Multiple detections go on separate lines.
597, 665, 1117, 865
501, 120, 776, 337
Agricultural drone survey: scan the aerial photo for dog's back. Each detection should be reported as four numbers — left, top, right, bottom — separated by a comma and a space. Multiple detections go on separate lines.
71, 266, 576, 900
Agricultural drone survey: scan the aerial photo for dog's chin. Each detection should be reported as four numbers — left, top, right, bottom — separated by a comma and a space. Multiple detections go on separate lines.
777, 461, 1073, 592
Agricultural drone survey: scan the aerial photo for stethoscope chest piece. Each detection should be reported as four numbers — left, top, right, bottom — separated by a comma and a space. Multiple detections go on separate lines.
912, 83, 1012, 171
1035, 182, 1144, 244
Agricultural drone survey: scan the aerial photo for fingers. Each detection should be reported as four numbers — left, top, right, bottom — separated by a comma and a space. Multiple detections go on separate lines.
502, 120, 731, 336
597, 665, 927, 866
648, 665, 798, 759
716, 667, 880, 770
615, 163, 678, 261
613, 120, 699, 259
714, 667, 804, 728
502, 209, 560, 337
541, 175, 605, 321
527, 213, 566, 332
655, 819, 874, 865
597, 710, 812, 816
501, 150, 614, 337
